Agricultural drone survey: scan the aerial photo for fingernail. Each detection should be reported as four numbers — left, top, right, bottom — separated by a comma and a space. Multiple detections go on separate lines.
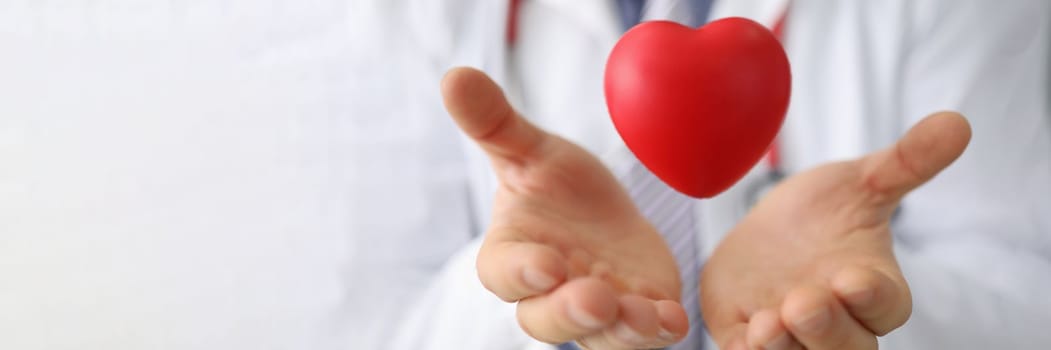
763, 332, 792, 350
567, 305, 605, 329
522, 267, 556, 291
793, 306, 830, 333
657, 327, 679, 342
612, 322, 647, 345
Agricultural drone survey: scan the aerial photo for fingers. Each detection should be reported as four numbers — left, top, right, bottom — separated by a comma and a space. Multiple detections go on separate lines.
653, 299, 691, 340
476, 239, 568, 302
860, 111, 972, 201
514, 280, 688, 349
579, 297, 689, 349
746, 309, 800, 350
713, 323, 749, 350
732, 269, 909, 350
441, 67, 548, 161
831, 265, 912, 335
516, 277, 620, 344
582, 295, 658, 349
781, 285, 877, 350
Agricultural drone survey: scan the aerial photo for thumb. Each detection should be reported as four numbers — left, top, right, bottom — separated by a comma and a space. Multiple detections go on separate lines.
860, 111, 972, 201
441, 67, 548, 162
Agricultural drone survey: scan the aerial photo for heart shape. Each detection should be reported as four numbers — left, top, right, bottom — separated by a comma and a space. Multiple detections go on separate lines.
605, 17, 791, 198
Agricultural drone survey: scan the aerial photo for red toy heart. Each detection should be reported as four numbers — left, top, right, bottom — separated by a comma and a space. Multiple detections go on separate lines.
605, 17, 791, 198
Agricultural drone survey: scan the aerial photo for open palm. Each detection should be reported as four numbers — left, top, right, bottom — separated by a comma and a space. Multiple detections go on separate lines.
702, 113, 970, 350
442, 67, 688, 349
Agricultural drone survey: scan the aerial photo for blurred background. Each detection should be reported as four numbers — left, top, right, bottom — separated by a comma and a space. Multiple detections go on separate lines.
0, 1, 472, 348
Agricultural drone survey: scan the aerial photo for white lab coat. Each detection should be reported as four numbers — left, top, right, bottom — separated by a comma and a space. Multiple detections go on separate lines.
394, 0, 1051, 349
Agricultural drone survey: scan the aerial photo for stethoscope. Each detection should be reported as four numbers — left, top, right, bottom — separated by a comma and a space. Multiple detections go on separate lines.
743, 144, 786, 210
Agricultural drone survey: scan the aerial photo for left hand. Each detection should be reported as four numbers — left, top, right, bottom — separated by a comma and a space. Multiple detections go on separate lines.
701, 112, 971, 350
442, 67, 689, 349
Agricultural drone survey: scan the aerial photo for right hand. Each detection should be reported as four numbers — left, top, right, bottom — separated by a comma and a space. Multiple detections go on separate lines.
441, 67, 690, 349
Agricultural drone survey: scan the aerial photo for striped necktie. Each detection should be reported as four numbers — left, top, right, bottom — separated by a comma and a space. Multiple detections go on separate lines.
559, 1, 714, 349
616, 0, 714, 29
624, 161, 704, 350
626, 1, 712, 349
557, 160, 704, 350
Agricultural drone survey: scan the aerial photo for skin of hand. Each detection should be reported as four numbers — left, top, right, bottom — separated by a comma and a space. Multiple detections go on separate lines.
442, 67, 690, 349
702, 112, 972, 350
442, 66, 971, 350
